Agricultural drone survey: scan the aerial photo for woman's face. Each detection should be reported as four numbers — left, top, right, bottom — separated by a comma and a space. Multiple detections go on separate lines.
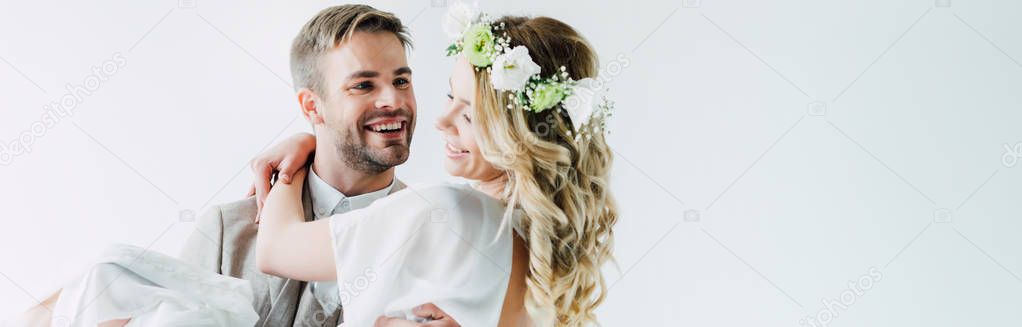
435, 56, 504, 182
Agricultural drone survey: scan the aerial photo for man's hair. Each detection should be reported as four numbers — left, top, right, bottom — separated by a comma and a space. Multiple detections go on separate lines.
290, 4, 411, 94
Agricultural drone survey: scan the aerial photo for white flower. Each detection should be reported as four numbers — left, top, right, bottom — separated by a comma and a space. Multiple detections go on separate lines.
490, 46, 542, 91
562, 78, 604, 130
442, 2, 477, 40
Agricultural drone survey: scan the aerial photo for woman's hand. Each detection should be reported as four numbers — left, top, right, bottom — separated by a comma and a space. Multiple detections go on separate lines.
246, 132, 316, 221
260, 167, 307, 225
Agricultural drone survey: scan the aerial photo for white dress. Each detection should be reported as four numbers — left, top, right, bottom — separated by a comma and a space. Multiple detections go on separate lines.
47, 183, 514, 327
328, 183, 515, 326
51, 244, 259, 326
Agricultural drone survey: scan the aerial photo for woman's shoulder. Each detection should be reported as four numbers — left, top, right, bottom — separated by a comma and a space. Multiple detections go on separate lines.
363, 183, 508, 232
385, 182, 499, 209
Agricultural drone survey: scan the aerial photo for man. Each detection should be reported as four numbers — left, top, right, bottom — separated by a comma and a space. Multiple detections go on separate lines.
179, 4, 448, 327
12, 5, 456, 326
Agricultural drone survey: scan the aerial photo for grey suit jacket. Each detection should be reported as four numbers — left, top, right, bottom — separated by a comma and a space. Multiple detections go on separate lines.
179, 177, 406, 327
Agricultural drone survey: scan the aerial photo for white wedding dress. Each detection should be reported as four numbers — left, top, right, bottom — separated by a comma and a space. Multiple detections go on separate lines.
51, 244, 259, 326
51, 183, 515, 326
327, 183, 515, 326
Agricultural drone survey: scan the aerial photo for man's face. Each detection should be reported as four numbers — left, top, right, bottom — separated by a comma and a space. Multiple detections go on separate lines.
313, 31, 416, 173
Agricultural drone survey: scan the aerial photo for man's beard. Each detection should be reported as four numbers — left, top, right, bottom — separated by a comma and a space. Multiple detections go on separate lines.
332, 109, 414, 174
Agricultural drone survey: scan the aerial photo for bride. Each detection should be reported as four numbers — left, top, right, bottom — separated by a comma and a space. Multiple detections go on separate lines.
26, 7, 618, 327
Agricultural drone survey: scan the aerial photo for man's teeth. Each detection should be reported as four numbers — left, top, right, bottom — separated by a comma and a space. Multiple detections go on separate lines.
370, 122, 402, 132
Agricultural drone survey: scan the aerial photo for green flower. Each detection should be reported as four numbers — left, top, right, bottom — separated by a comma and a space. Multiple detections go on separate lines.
529, 82, 568, 112
462, 23, 495, 67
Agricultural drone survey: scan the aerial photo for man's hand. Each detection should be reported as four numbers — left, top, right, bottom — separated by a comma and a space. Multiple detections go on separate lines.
244, 132, 316, 221
373, 303, 460, 327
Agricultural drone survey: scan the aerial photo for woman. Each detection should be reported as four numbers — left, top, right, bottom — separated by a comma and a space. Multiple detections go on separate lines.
256, 11, 618, 326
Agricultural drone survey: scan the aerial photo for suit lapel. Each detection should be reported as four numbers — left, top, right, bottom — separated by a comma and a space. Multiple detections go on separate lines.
301, 177, 316, 222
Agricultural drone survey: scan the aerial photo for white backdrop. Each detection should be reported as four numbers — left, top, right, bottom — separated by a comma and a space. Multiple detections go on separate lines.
2, 0, 1021, 325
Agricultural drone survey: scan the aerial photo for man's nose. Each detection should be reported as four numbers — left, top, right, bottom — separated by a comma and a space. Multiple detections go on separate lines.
376, 85, 403, 110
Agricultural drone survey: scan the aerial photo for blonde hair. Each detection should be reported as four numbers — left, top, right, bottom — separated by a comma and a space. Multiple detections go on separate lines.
471, 16, 618, 326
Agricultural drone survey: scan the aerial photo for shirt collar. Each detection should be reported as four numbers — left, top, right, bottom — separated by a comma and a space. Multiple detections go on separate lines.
307, 168, 394, 219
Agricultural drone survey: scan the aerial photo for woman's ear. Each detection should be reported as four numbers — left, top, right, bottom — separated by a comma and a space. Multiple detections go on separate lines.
297, 88, 325, 125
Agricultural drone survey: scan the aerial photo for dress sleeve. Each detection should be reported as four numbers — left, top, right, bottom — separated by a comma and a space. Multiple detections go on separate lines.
327, 184, 514, 326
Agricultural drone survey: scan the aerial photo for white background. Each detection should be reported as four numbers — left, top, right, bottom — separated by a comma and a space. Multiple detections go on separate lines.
2, 0, 1021, 325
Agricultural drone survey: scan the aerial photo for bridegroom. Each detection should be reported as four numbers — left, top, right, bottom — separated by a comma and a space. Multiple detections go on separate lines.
179, 5, 416, 326
10, 4, 458, 327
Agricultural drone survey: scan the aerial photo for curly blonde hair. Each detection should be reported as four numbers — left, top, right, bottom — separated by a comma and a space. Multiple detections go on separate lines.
470, 16, 618, 326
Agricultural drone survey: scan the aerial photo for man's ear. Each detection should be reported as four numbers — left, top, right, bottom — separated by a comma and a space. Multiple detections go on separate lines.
297, 88, 325, 125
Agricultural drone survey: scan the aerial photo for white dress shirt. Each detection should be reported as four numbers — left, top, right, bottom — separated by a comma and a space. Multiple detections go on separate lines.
307, 168, 394, 313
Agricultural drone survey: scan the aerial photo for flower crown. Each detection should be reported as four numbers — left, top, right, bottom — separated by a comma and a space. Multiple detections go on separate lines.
442, 2, 613, 139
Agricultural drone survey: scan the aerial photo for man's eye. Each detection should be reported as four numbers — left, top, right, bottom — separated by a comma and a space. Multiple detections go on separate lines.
352, 81, 373, 90
394, 78, 410, 88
